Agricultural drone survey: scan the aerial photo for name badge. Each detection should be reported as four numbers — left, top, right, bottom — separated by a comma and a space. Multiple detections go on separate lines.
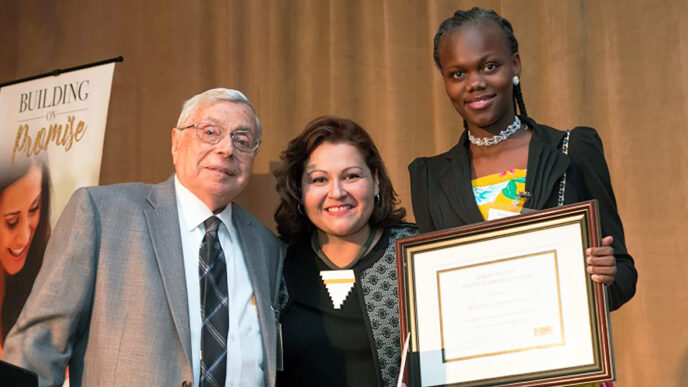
487, 208, 520, 221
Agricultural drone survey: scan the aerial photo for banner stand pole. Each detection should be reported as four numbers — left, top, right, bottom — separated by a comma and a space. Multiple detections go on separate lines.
0, 56, 123, 88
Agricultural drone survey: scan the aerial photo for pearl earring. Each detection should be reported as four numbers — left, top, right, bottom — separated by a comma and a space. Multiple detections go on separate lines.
513, 75, 520, 86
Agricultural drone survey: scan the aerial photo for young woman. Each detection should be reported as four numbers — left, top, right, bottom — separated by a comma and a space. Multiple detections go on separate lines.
409, 7, 636, 311
274, 116, 416, 387
0, 157, 51, 355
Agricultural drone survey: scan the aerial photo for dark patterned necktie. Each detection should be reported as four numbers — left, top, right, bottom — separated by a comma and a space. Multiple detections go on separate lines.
199, 216, 229, 387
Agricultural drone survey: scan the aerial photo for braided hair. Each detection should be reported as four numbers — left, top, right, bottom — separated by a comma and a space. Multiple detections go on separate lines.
433, 7, 527, 117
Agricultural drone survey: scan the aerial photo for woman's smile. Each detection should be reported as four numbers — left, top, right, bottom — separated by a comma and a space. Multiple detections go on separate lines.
465, 94, 496, 110
438, 22, 520, 132
324, 204, 354, 215
8, 246, 27, 258
301, 142, 379, 240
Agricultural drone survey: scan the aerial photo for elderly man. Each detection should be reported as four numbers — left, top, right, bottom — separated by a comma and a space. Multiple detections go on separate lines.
2, 88, 284, 387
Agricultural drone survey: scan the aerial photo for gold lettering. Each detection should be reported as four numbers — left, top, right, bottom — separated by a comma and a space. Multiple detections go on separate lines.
46, 121, 63, 144
75, 119, 87, 142
534, 326, 553, 337
12, 124, 30, 163
33, 127, 47, 155
63, 116, 75, 151
10, 115, 90, 162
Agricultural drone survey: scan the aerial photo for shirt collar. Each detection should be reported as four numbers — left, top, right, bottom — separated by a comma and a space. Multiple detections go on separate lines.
174, 175, 233, 233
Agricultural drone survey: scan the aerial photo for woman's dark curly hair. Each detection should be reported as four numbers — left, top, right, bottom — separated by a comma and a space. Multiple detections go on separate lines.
433, 7, 527, 117
0, 156, 51, 342
274, 116, 405, 243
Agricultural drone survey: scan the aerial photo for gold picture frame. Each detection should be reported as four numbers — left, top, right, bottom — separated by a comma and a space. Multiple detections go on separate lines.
396, 201, 614, 386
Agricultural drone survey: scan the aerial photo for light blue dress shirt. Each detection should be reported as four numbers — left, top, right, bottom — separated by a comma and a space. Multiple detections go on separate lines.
174, 176, 264, 387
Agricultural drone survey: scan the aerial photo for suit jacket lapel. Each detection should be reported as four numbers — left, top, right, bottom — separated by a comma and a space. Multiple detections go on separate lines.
438, 136, 484, 225
523, 121, 570, 210
144, 176, 192, 365
231, 203, 275, 383
232, 204, 271, 311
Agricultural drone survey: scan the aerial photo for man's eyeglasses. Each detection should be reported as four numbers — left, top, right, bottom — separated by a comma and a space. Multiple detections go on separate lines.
176, 122, 261, 152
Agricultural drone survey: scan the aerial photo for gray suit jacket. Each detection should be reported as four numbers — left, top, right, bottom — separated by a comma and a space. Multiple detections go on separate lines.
2, 176, 285, 387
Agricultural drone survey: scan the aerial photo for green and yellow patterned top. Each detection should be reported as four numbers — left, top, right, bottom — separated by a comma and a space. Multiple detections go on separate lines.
471, 169, 527, 220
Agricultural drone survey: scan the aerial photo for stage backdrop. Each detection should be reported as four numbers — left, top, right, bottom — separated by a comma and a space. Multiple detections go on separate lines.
1, 1, 687, 386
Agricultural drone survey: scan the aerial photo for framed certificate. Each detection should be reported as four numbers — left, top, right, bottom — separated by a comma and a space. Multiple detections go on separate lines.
396, 201, 614, 386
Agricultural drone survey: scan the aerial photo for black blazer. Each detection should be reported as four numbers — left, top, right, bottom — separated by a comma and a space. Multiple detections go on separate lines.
409, 117, 637, 311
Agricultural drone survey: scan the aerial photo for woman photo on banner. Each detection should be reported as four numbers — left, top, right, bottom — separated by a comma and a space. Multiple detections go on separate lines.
0, 156, 51, 356
274, 116, 416, 387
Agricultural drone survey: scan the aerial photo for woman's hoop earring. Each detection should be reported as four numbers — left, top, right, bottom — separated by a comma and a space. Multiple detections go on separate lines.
297, 203, 305, 215
513, 75, 520, 86
374, 194, 380, 204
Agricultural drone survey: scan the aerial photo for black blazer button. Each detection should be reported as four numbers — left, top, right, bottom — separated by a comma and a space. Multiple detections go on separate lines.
182, 381, 192, 387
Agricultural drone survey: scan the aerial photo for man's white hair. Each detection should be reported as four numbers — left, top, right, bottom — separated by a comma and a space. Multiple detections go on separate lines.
176, 88, 262, 139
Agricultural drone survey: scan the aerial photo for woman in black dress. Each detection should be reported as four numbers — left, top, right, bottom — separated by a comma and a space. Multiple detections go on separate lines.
274, 116, 416, 387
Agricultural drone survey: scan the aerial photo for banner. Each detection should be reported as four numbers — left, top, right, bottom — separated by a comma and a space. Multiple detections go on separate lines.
0, 62, 115, 354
